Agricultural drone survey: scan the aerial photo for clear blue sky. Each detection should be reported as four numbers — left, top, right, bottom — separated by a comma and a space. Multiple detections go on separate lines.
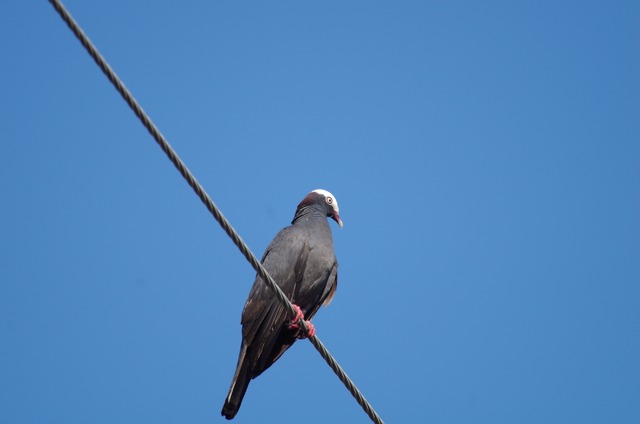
2, 1, 638, 423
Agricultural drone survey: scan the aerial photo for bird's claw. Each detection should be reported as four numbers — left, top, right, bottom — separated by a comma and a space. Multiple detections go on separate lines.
288, 304, 316, 339
288, 304, 304, 325
298, 321, 315, 339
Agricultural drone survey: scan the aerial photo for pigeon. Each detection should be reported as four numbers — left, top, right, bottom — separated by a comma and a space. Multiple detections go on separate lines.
221, 189, 343, 420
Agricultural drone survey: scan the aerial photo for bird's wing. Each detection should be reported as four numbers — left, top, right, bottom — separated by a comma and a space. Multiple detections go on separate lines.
322, 265, 338, 307
240, 226, 308, 376
294, 261, 338, 320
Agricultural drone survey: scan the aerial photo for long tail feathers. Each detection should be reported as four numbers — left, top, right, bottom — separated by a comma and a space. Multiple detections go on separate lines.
221, 348, 252, 420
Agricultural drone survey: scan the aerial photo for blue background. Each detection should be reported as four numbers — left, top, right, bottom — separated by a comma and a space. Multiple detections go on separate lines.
2, 1, 638, 423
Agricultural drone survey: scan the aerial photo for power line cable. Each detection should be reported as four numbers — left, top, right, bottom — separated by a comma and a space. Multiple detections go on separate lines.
47, 1, 384, 423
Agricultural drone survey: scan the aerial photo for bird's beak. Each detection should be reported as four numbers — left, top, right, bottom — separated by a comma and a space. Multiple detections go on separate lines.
333, 212, 343, 228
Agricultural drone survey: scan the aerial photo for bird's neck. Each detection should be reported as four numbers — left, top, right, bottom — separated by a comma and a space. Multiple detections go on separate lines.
291, 204, 327, 226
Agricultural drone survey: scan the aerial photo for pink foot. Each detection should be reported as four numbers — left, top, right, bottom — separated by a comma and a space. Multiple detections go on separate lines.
287, 304, 315, 339
287, 305, 304, 330
300, 321, 315, 339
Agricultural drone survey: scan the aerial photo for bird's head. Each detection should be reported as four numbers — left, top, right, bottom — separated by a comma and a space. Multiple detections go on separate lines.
296, 189, 343, 228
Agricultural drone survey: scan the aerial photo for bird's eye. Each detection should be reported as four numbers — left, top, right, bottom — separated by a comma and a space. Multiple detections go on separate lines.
326, 197, 333, 205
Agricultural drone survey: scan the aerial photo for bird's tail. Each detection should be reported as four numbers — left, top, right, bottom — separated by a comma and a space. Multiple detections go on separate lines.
221, 346, 252, 420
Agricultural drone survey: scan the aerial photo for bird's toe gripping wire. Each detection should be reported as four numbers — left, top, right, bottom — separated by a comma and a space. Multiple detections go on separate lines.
287, 304, 316, 339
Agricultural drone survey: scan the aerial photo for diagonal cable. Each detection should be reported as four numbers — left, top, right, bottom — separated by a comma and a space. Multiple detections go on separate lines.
47, 1, 384, 423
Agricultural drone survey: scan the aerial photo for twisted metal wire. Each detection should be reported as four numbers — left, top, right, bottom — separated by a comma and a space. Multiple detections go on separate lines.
48, 1, 384, 423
